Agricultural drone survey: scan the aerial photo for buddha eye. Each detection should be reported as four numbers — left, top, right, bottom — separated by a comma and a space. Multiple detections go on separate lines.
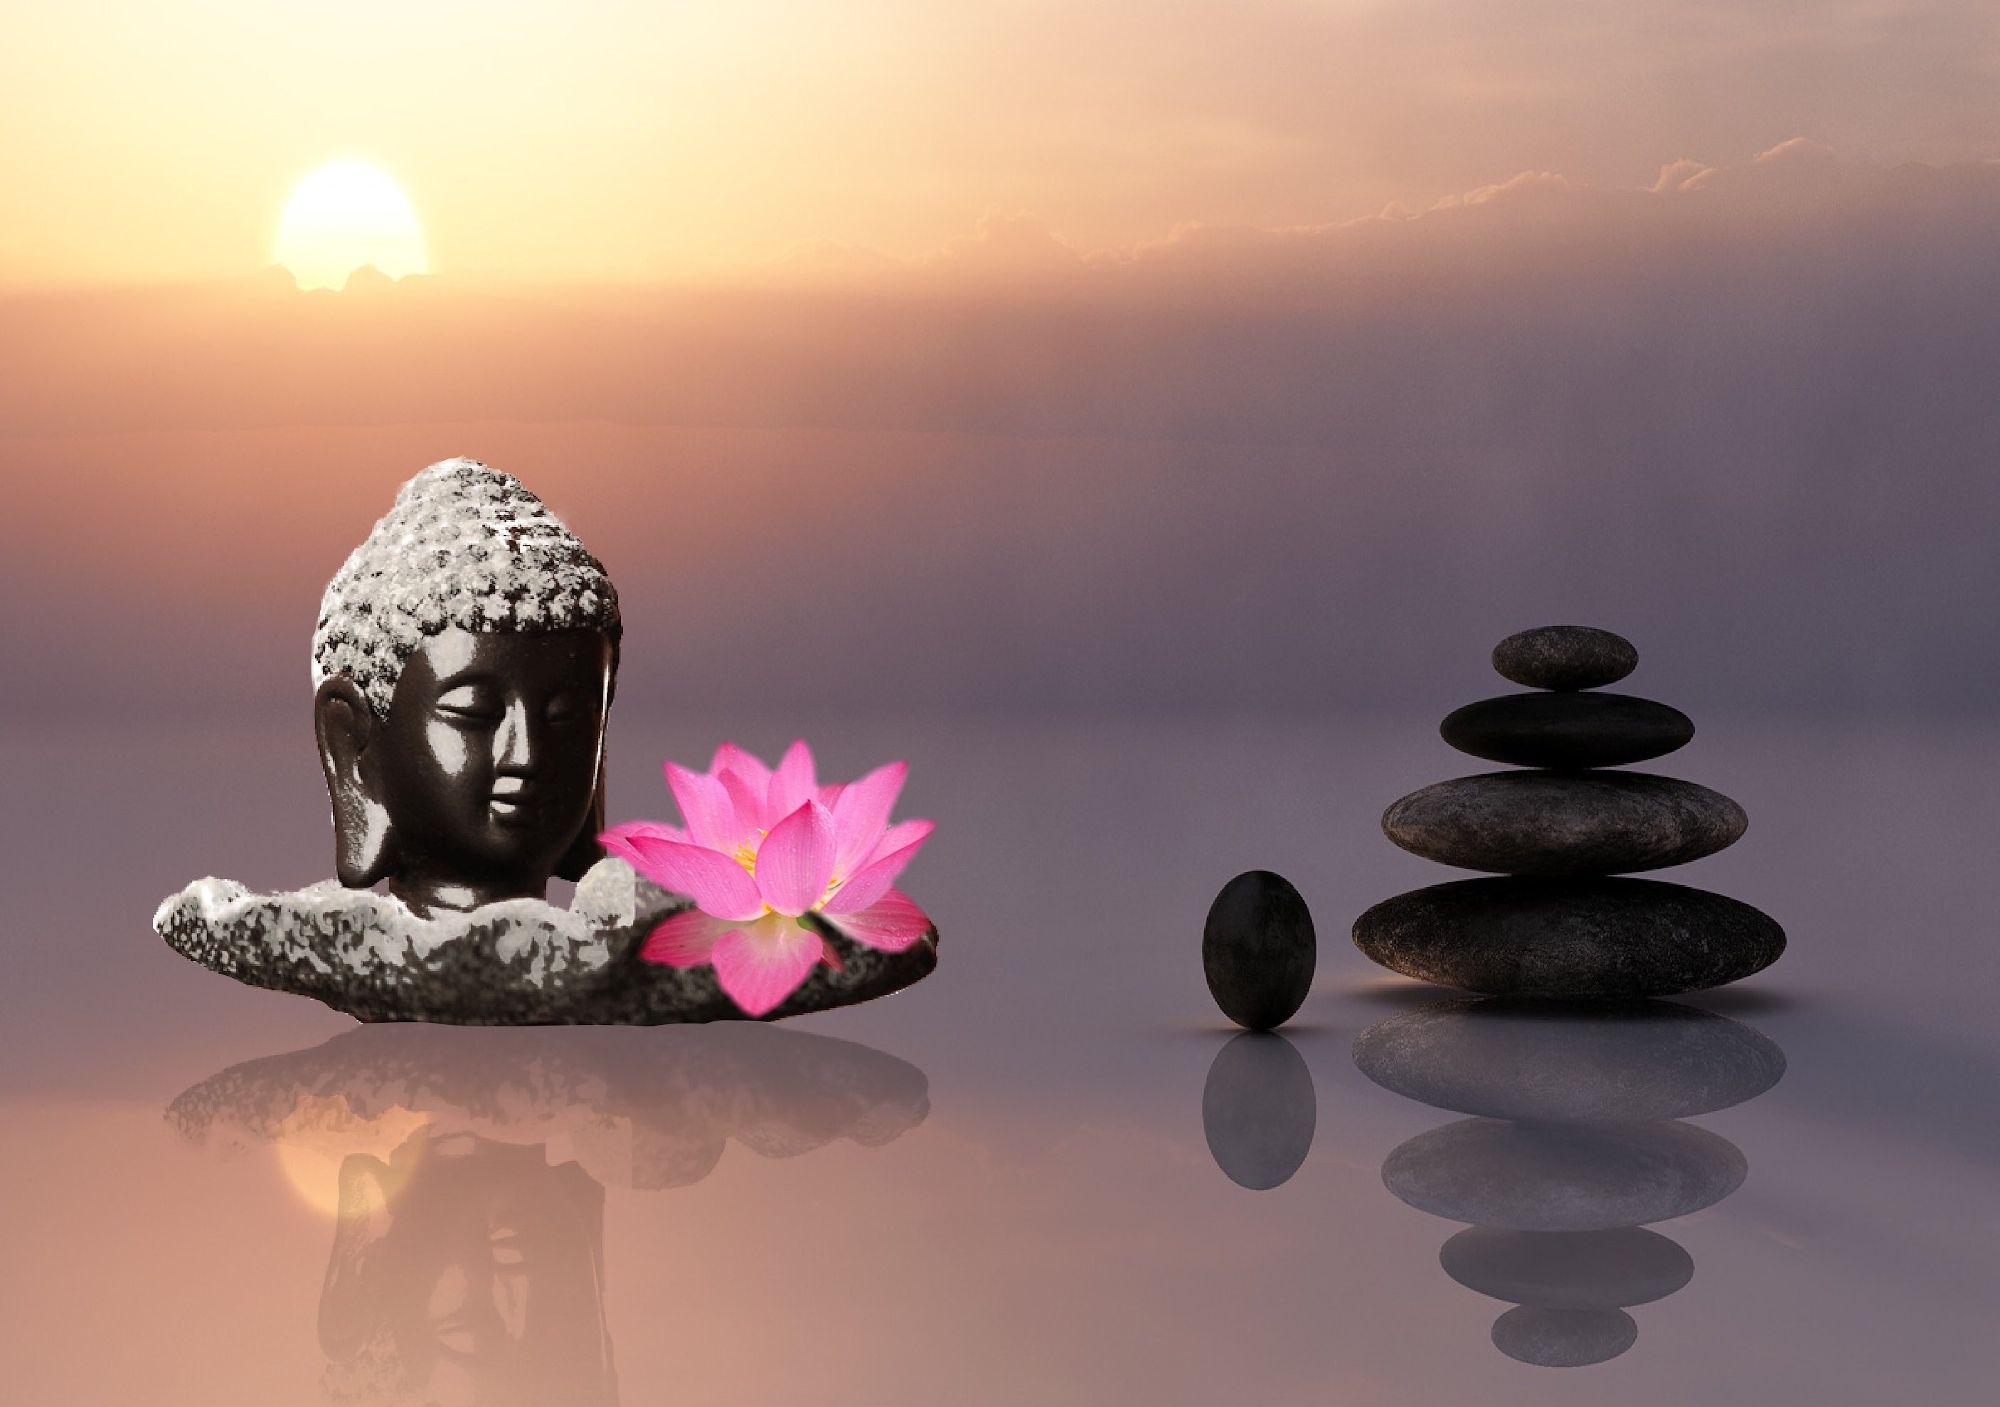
545, 692, 595, 726
436, 685, 503, 723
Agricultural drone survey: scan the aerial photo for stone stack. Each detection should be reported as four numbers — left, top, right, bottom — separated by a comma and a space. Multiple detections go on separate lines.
1354, 997, 1785, 1367
1354, 626, 1784, 998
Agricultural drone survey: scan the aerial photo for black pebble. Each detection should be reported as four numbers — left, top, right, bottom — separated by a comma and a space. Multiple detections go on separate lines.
1492, 626, 1639, 691
1203, 870, 1316, 1030
1351, 876, 1786, 998
1441, 692, 1694, 769
1381, 771, 1747, 876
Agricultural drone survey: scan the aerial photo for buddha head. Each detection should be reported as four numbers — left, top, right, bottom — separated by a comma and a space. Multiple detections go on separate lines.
311, 459, 621, 917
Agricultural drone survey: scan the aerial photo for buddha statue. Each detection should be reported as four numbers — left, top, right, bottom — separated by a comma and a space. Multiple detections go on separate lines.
154, 457, 937, 1023
309, 457, 619, 916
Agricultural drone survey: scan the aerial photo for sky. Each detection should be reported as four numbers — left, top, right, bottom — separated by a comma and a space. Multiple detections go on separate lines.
2, 4, 1997, 719
2, 0, 1998, 285
5, 141, 1999, 717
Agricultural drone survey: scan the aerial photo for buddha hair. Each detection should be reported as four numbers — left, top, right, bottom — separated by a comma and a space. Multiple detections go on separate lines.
310, 458, 621, 718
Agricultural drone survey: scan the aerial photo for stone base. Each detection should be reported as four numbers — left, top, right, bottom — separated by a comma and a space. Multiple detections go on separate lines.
153, 857, 937, 1024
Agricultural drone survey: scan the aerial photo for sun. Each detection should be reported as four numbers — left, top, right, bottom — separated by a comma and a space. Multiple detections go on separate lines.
273, 161, 429, 291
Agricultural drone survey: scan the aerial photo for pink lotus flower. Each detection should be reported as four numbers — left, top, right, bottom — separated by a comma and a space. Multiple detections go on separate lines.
600, 740, 935, 1017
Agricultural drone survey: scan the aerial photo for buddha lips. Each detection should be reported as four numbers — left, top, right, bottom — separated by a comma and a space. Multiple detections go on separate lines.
600, 741, 935, 1018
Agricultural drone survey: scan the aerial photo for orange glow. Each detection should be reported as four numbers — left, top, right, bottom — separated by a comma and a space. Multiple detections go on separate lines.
272, 1095, 430, 1218
273, 162, 427, 290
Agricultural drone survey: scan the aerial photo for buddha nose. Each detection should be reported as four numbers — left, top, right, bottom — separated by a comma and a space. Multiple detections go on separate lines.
495, 697, 537, 773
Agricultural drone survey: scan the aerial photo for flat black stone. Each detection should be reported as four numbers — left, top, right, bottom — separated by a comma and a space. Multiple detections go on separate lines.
1352, 997, 1786, 1120
1202, 1032, 1316, 1190
1351, 876, 1786, 998
1203, 870, 1316, 1030
1441, 692, 1694, 769
1382, 771, 1746, 876
1492, 625, 1639, 691
1441, 1227, 1694, 1310
1491, 1306, 1638, 1367
1382, 1117, 1747, 1230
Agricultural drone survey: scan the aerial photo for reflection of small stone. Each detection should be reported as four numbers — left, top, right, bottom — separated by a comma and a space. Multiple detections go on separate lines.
1201, 1032, 1316, 1190
1382, 1117, 1747, 1231
1440, 1227, 1694, 1310
1353, 997, 1786, 1121
1440, 692, 1693, 769
1491, 625, 1639, 691
1353, 877, 1785, 998
1490, 1306, 1638, 1367
1382, 772, 1746, 876
1202, 870, 1316, 1031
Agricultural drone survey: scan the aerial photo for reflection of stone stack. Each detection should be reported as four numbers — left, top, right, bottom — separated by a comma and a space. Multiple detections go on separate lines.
1355, 998, 1785, 1366
1355, 625, 1784, 998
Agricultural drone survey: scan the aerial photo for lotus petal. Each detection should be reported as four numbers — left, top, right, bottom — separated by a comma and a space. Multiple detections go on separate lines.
639, 908, 739, 967
755, 800, 837, 917
826, 888, 931, 952
599, 819, 690, 852
664, 761, 754, 855
767, 739, 818, 823
713, 914, 825, 1016
711, 742, 774, 824
868, 819, 933, 867
832, 760, 906, 878
611, 831, 765, 921
825, 819, 933, 915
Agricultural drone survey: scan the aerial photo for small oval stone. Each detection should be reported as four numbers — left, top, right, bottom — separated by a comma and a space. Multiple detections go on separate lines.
1202, 1032, 1317, 1190
1441, 692, 1694, 769
1351, 876, 1786, 998
1382, 1117, 1747, 1230
1491, 1306, 1638, 1367
1352, 996, 1785, 1121
1203, 870, 1316, 1030
1492, 625, 1638, 691
1441, 1227, 1695, 1310
1382, 771, 1746, 876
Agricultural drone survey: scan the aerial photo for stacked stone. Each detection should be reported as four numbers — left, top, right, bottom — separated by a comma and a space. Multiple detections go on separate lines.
1355, 997, 1785, 1366
1354, 626, 1784, 998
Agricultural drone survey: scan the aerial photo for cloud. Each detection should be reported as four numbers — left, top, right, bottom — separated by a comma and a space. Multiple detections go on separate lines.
929, 210, 1084, 273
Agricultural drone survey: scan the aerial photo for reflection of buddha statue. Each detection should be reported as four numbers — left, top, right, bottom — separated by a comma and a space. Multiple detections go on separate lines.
168, 1024, 930, 1404
321, 1131, 617, 1406
311, 458, 620, 916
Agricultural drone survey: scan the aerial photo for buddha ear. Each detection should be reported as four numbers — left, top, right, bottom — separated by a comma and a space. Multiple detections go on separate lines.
314, 676, 397, 887
554, 753, 609, 883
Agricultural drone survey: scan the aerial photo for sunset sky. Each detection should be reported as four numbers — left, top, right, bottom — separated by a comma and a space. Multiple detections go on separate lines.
4, 0, 1998, 285
3, 3, 1998, 722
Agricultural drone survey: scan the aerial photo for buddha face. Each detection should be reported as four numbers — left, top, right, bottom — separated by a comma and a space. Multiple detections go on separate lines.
316, 626, 613, 916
